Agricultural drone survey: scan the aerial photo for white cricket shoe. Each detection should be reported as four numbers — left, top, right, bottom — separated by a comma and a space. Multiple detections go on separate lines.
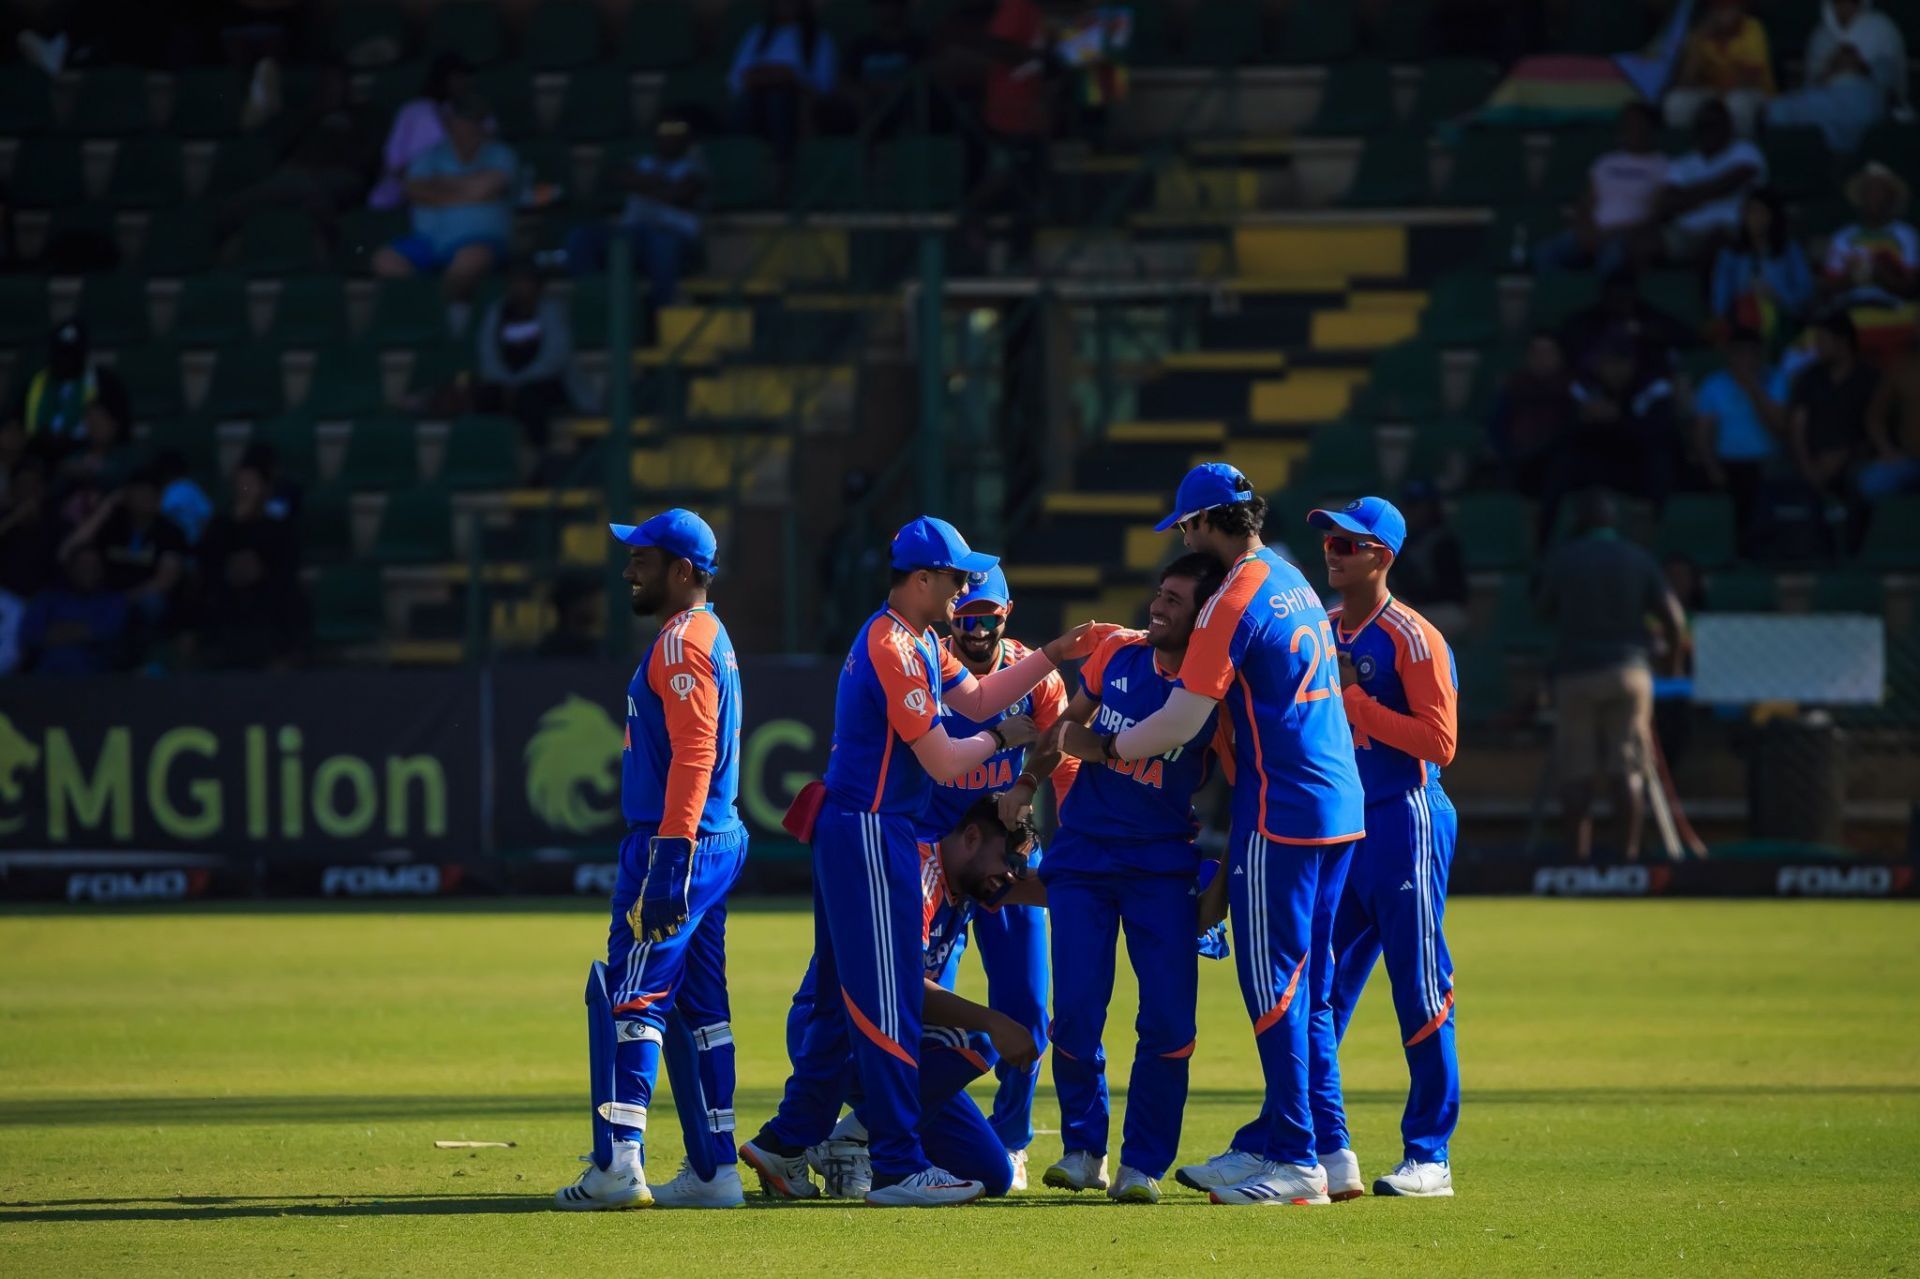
1373, 1158, 1453, 1197
553, 1155, 651, 1210
650, 1162, 745, 1208
863, 1165, 984, 1207
807, 1135, 873, 1198
1107, 1165, 1161, 1204
1007, 1147, 1029, 1192
1324, 1147, 1365, 1201
1173, 1148, 1264, 1193
738, 1138, 819, 1199
1209, 1160, 1331, 1206
1042, 1150, 1110, 1192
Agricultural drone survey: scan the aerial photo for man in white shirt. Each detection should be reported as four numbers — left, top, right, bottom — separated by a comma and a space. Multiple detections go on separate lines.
1537, 102, 1671, 275
1659, 98, 1768, 265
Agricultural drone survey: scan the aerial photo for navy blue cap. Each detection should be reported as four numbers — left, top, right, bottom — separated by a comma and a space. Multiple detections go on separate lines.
890, 516, 998, 579
609, 507, 719, 574
952, 564, 1011, 613
1155, 462, 1255, 532
1307, 496, 1407, 556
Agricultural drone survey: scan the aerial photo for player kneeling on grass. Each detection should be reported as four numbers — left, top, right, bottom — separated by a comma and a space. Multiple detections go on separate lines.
1034, 553, 1236, 1205
743, 799, 1046, 1205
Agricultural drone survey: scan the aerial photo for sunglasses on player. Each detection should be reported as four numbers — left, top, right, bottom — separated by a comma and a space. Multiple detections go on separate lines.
1323, 534, 1385, 557
953, 611, 1008, 635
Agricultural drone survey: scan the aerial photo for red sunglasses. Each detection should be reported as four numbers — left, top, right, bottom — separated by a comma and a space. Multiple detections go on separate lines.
1323, 534, 1385, 557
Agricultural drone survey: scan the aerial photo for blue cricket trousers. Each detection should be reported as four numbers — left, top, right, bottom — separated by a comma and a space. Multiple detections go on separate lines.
605, 824, 748, 1167
1224, 832, 1355, 1169
766, 803, 928, 1177
1045, 865, 1198, 1180
1331, 786, 1459, 1164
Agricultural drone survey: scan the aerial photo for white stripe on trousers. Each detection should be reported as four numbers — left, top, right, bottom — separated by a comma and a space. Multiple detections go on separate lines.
1409, 789, 1438, 1019
862, 813, 897, 1043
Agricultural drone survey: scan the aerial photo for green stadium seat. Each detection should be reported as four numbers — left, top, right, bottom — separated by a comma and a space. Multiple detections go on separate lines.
62, 68, 151, 135
201, 346, 286, 420
1456, 645, 1512, 726
1342, 132, 1431, 208
1858, 122, 1920, 187
1301, 421, 1384, 498
110, 344, 186, 418
1420, 271, 1500, 346
1761, 126, 1832, 201
1367, 0, 1435, 61
705, 137, 776, 210
794, 137, 868, 211
473, 64, 540, 139
1453, 492, 1531, 570
0, 279, 49, 347
407, 342, 474, 400
368, 277, 450, 346
330, 1, 410, 65
363, 61, 429, 122
1704, 568, 1778, 612
338, 207, 411, 271
821, 0, 875, 42
1407, 418, 1485, 484
1437, 130, 1532, 205
303, 484, 357, 564
1495, 575, 1553, 654
252, 413, 322, 485
1188, 0, 1266, 65
0, 64, 54, 135
526, 0, 602, 70
1306, 60, 1397, 135
1639, 270, 1707, 338
105, 137, 185, 208
1860, 497, 1920, 569
1482, 204, 1562, 270
621, 0, 696, 69
342, 415, 421, 488
1410, 58, 1499, 123
656, 65, 731, 128
310, 563, 385, 646
140, 204, 218, 276
1657, 493, 1737, 569
73, 274, 151, 346
1810, 569, 1888, 613
427, 2, 505, 66
232, 209, 324, 276
556, 66, 634, 140
440, 414, 523, 488
876, 137, 965, 212
169, 67, 247, 136
1541, 127, 1615, 201
303, 347, 388, 419
1354, 341, 1444, 420
1278, 2, 1356, 63
568, 275, 642, 350
1527, 272, 1601, 331
1559, 5, 1651, 55
11, 138, 87, 208
172, 273, 252, 346
514, 138, 573, 198
142, 416, 220, 487
204, 135, 275, 200
268, 276, 351, 347
372, 486, 454, 563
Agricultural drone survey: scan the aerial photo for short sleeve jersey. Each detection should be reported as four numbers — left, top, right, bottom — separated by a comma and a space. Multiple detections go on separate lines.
919, 839, 977, 978
622, 604, 745, 838
1177, 547, 1366, 845
1052, 630, 1225, 875
1329, 597, 1458, 805
917, 636, 1070, 840
822, 607, 969, 815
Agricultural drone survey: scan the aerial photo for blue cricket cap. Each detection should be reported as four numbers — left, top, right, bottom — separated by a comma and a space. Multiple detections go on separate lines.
609, 507, 719, 574
1307, 496, 1407, 556
890, 516, 999, 579
952, 564, 1012, 613
1155, 462, 1255, 532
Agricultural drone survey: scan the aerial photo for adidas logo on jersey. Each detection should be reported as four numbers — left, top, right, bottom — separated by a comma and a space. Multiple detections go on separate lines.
1233, 865, 1246, 876
1109, 676, 1128, 692
1399, 880, 1414, 891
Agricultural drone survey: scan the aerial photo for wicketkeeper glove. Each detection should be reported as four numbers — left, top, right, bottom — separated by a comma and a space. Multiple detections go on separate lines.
633, 836, 694, 942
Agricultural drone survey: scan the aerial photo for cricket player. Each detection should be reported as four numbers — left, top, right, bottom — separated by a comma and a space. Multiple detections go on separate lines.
922, 565, 1079, 1189
740, 516, 1108, 1207
1311, 498, 1460, 1198
1037, 552, 1231, 1205
1061, 464, 1366, 1206
557, 509, 748, 1210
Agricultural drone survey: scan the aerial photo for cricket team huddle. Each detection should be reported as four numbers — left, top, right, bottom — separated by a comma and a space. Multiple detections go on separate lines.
559, 459, 1461, 1211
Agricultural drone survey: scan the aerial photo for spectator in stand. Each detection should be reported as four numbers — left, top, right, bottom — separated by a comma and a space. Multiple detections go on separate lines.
1690, 325, 1788, 545
216, 63, 376, 255
198, 455, 307, 669
1535, 102, 1668, 275
1657, 99, 1767, 267
155, 449, 214, 547
1662, 0, 1775, 137
370, 54, 474, 210
473, 264, 580, 456
6, 321, 131, 463
1390, 480, 1470, 638
1789, 311, 1881, 547
0, 458, 58, 609
1489, 329, 1574, 499
563, 113, 707, 312
962, 0, 1065, 259
1542, 332, 1681, 542
1819, 163, 1919, 366
728, 0, 840, 159
846, 0, 929, 135
240, 441, 302, 523
372, 93, 515, 307
62, 467, 190, 637
1534, 488, 1688, 863
536, 575, 605, 658
51, 391, 138, 498
18, 544, 131, 676
1560, 267, 1695, 377
1862, 341, 1920, 499
1710, 188, 1815, 350
1765, 0, 1909, 156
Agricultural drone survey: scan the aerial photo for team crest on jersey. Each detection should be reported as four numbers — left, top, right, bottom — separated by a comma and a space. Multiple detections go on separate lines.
1355, 654, 1376, 682
904, 688, 928, 714
669, 672, 697, 699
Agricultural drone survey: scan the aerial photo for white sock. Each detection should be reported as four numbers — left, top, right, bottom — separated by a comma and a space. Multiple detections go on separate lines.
609, 1141, 641, 1177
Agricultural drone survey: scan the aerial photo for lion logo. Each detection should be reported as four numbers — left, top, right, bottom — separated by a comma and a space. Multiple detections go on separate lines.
524, 697, 623, 835
0, 712, 40, 834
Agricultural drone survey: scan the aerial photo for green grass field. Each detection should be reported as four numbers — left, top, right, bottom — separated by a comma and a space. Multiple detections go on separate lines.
2, 899, 1916, 1276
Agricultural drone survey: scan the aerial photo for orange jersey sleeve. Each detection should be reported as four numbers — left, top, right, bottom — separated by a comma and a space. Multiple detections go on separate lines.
1028, 666, 1081, 798
1078, 628, 1146, 697
1340, 613, 1458, 766
1179, 557, 1267, 701
648, 610, 722, 840
1209, 712, 1237, 787
867, 619, 941, 744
